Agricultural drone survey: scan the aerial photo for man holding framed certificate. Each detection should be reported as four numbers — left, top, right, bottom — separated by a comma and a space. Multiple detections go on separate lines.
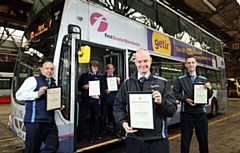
114, 49, 177, 153
16, 62, 65, 153
173, 55, 213, 153
99, 64, 121, 140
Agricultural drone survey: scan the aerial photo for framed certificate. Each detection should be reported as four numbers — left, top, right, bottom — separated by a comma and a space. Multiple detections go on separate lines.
89, 80, 100, 96
107, 77, 118, 91
193, 83, 209, 104
127, 91, 154, 130
46, 86, 62, 111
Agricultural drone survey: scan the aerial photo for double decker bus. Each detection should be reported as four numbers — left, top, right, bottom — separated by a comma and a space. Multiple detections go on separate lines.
9, 0, 228, 152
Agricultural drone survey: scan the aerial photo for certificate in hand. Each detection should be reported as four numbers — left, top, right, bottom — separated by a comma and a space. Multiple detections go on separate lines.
193, 83, 209, 104
127, 91, 154, 130
107, 77, 118, 91
46, 86, 62, 111
89, 80, 100, 96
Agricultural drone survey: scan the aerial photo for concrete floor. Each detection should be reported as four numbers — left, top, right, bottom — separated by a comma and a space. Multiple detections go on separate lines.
0, 104, 24, 153
1, 98, 240, 153
169, 98, 240, 153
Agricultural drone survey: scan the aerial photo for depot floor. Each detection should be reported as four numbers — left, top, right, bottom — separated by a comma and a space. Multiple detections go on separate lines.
169, 98, 240, 153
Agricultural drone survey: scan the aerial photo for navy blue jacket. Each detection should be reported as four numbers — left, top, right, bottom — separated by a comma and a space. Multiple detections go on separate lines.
173, 72, 213, 113
114, 71, 177, 141
24, 73, 56, 123
78, 71, 105, 105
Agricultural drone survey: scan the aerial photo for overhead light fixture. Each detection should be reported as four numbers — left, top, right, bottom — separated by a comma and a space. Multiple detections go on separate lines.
203, 0, 216, 11
237, 0, 240, 5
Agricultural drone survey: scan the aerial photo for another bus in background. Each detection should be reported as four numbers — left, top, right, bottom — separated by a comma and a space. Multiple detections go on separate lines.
233, 77, 240, 97
226, 78, 237, 97
0, 72, 13, 104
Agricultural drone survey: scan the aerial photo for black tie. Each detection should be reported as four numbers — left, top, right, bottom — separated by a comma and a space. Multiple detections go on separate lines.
47, 79, 51, 87
139, 77, 146, 87
91, 73, 95, 79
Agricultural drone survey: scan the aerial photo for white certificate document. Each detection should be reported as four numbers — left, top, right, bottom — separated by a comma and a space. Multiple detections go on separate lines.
128, 92, 154, 129
107, 77, 118, 91
46, 87, 61, 111
193, 84, 208, 104
89, 80, 100, 96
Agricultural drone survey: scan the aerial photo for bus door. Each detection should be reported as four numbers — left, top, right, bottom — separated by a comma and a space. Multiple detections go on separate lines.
57, 25, 91, 152
75, 47, 125, 151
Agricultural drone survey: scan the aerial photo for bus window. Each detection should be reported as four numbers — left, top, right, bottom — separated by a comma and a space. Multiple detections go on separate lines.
0, 73, 12, 103
58, 35, 72, 120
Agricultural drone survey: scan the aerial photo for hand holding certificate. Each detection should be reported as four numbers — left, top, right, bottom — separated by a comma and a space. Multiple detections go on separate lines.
193, 83, 208, 104
46, 86, 62, 111
89, 80, 100, 96
128, 91, 154, 129
107, 77, 118, 91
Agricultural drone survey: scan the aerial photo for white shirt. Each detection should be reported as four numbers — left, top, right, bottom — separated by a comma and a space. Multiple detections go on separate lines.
107, 74, 113, 77
190, 73, 197, 79
137, 71, 151, 80
16, 76, 39, 101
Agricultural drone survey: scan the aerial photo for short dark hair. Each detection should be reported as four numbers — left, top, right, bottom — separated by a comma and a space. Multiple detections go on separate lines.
185, 55, 196, 62
90, 60, 99, 67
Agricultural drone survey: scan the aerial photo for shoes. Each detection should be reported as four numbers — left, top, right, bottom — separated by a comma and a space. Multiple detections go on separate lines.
97, 133, 103, 140
112, 133, 121, 139
89, 138, 94, 144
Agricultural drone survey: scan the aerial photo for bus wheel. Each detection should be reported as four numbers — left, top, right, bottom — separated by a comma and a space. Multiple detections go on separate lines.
210, 99, 218, 117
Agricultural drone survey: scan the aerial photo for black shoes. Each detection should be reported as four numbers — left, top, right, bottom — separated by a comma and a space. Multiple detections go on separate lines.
97, 134, 103, 140
111, 133, 121, 139
96, 133, 121, 140
89, 138, 94, 144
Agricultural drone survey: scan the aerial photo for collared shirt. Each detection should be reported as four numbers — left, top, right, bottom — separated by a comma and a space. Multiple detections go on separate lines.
190, 73, 197, 79
107, 73, 113, 77
90, 72, 96, 75
16, 76, 39, 101
137, 71, 151, 80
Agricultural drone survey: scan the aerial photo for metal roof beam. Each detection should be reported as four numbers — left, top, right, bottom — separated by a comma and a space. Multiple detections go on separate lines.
0, 12, 26, 25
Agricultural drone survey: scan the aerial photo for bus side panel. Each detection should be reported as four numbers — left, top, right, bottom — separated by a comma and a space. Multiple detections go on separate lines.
216, 89, 228, 110
9, 100, 26, 140
57, 123, 74, 153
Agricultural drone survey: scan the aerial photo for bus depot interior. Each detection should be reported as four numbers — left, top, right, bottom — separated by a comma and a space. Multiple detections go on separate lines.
1, 0, 239, 152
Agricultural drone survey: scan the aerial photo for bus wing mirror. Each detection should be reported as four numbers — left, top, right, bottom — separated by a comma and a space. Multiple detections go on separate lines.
78, 46, 91, 63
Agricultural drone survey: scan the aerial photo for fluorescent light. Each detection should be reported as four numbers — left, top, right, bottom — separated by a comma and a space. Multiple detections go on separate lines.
203, 0, 216, 11
237, 0, 240, 5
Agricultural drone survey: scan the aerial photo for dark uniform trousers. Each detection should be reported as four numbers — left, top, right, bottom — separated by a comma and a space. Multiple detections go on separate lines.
78, 102, 100, 140
125, 137, 169, 153
100, 102, 119, 136
25, 122, 59, 153
180, 112, 209, 153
